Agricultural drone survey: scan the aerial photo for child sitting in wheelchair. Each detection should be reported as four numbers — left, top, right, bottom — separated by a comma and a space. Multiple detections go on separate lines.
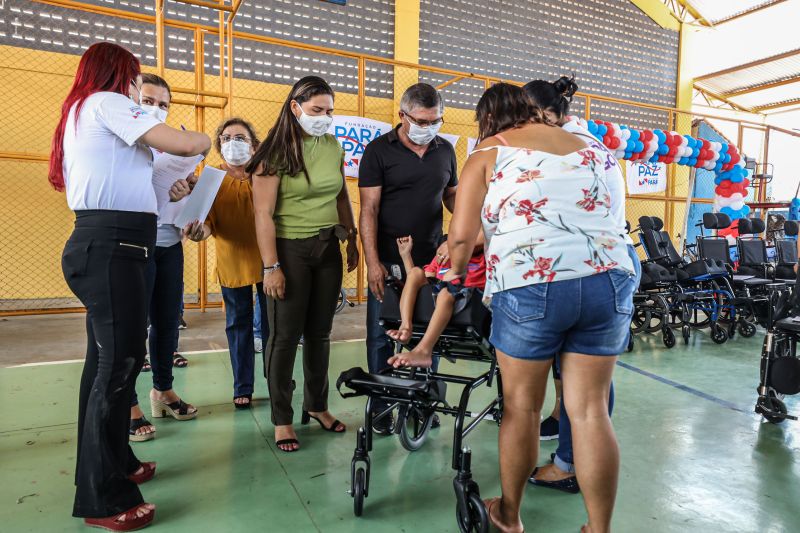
386, 233, 486, 369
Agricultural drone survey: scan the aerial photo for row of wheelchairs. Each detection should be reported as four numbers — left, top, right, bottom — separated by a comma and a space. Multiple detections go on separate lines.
331, 214, 800, 533
628, 213, 797, 350
630, 212, 800, 425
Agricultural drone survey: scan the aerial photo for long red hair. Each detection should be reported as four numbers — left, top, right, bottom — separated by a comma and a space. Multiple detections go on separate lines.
48, 42, 141, 191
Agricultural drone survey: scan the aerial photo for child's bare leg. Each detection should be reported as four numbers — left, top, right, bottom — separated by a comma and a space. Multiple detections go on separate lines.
386, 267, 426, 344
390, 289, 455, 368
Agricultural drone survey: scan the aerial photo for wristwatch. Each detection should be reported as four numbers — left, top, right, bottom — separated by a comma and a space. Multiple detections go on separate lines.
263, 262, 281, 276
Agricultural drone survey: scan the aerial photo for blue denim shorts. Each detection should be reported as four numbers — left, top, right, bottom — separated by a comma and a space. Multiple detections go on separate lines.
489, 269, 636, 360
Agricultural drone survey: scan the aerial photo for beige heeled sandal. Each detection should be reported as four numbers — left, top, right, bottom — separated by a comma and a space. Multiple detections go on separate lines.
150, 397, 197, 421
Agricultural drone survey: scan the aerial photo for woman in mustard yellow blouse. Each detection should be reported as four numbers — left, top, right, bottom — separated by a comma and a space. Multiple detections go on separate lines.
185, 117, 268, 409
248, 76, 358, 452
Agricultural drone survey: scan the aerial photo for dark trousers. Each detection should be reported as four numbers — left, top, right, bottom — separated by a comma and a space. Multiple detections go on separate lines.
62, 210, 155, 518
146, 243, 184, 391
131, 242, 184, 407
266, 235, 342, 426
221, 283, 268, 397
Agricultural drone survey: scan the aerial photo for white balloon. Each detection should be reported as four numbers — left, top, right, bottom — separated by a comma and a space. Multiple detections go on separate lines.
729, 200, 745, 210
621, 130, 631, 141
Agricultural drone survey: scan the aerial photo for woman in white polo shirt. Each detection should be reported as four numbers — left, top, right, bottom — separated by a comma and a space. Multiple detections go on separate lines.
49, 42, 209, 531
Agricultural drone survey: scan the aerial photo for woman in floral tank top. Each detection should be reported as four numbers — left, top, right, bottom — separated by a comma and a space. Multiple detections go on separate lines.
442, 83, 635, 533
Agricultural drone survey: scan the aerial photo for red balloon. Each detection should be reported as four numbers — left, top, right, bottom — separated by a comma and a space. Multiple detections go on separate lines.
611, 138, 621, 149
702, 139, 710, 149
730, 153, 740, 165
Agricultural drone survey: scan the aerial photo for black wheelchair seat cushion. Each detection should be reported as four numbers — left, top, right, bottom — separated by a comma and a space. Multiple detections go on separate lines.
336, 367, 447, 403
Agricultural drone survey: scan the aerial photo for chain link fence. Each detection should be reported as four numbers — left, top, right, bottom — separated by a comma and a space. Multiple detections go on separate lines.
2, 0, 796, 314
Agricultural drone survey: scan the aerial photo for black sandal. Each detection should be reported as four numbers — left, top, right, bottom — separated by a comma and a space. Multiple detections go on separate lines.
173, 352, 189, 368
301, 410, 346, 432
141, 358, 151, 372
275, 438, 300, 452
129, 417, 155, 442
233, 394, 252, 410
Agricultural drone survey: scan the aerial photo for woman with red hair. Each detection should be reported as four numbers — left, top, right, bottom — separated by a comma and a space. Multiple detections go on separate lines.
51, 42, 209, 531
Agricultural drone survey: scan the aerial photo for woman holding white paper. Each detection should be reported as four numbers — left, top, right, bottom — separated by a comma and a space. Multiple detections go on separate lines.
128, 74, 200, 444
51, 42, 209, 531
184, 117, 267, 410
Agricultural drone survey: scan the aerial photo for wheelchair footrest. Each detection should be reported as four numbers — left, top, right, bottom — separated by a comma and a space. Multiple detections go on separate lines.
337, 367, 447, 403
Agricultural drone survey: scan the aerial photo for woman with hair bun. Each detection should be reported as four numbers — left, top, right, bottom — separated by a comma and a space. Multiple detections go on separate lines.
522, 77, 641, 507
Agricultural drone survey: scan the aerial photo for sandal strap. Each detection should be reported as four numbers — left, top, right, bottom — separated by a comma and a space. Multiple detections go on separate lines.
167, 400, 190, 415
129, 417, 153, 432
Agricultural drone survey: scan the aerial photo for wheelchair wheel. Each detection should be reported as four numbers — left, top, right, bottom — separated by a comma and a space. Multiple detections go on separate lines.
397, 405, 434, 452
682, 324, 690, 345
738, 321, 757, 338
631, 309, 651, 334
662, 328, 676, 349
711, 324, 728, 344
456, 491, 489, 533
353, 467, 366, 516
760, 391, 788, 425
335, 288, 347, 315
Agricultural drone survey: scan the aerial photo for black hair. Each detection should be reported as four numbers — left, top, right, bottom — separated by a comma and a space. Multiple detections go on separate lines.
475, 83, 544, 141
522, 76, 578, 122
247, 75, 334, 180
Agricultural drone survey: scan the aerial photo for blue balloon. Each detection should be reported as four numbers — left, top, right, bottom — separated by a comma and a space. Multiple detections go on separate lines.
654, 129, 665, 143
635, 141, 644, 153
791, 198, 800, 207
689, 158, 697, 166
598, 125, 608, 136
588, 121, 597, 133
649, 154, 660, 163
658, 145, 669, 155
692, 147, 700, 157
624, 151, 633, 160
629, 130, 640, 141
626, 140, 636, 151
720, 143, 728, 154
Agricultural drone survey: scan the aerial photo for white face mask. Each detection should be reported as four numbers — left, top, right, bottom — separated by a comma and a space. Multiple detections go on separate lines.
221, 140, 252, 166
404, 115, 442, 145
295, 106, 333, 137
140, 104, 168, 123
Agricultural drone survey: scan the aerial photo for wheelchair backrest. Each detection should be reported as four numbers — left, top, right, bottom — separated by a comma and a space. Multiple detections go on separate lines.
638, 216, 680, 267
737, 218, 769, 267
697, 213, 733, 265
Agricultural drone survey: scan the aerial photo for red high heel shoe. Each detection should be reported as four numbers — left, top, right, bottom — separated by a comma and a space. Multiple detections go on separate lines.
84, 503, 155, 531
127, 462, 156, 484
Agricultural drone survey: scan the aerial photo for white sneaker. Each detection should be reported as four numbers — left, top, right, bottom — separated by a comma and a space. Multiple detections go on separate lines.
254, 337, 263, 353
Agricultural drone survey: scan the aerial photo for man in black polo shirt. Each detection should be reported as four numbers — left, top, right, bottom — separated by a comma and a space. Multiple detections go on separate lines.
358, 83, 457, 434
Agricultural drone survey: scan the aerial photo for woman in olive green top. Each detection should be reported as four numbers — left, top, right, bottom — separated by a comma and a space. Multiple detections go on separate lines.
249, 76, 358, 452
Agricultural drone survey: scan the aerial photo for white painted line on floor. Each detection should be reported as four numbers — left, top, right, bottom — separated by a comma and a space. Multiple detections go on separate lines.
7, 340, 366, 368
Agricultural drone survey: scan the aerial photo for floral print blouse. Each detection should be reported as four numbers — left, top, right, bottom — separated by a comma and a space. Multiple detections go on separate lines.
478, 141, 635, 300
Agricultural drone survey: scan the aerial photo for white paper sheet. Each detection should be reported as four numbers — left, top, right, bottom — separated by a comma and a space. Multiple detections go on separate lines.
158, 196, 188, 226
151, 151, 204, 213
171, 165, 227, 229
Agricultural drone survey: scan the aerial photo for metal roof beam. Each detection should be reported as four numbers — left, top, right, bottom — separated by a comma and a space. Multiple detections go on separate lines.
695, 48, 800, 81
754, 99, 800, 112
724, 75, 800, 97
713, 0, 788, 25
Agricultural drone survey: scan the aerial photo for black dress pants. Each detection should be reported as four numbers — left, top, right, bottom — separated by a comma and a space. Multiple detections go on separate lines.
62, 210, 156, 518
265, 231, 342, 426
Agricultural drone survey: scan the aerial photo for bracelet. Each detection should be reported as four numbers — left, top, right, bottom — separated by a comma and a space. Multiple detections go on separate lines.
263, 262, 281, 275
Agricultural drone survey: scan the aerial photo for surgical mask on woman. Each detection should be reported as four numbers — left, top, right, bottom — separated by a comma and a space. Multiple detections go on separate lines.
141, 104, 168, 123
296, 107, 333, 137
221, 139, 252, 166
405, 115, 442, 145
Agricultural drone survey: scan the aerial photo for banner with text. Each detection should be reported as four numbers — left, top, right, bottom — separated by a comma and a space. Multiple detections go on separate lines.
626, 161, 667, 195
329, 116, 391, 178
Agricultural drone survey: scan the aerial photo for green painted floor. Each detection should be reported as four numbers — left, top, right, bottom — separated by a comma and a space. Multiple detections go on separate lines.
2, 332, 799, 533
